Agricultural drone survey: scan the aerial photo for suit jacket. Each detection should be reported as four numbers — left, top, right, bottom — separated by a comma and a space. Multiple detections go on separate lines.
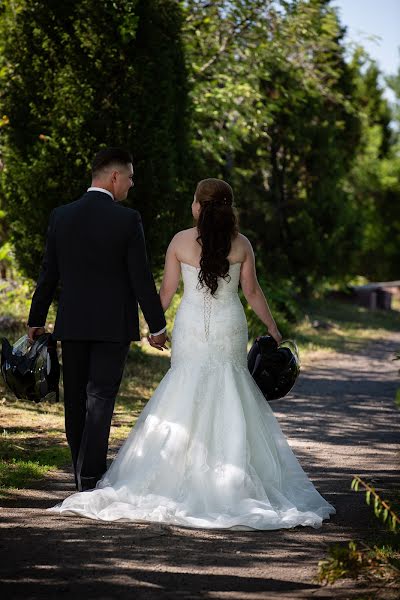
28, 190, 166, 342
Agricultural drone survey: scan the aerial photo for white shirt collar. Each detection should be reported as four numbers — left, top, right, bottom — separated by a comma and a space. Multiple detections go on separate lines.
87, 187, 114, 200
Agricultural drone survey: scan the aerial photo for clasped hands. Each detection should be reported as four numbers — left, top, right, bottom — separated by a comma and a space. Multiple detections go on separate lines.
147, 331, 169, 351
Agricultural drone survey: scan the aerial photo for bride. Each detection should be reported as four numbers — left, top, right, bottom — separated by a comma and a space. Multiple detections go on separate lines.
48, 178, 336, 530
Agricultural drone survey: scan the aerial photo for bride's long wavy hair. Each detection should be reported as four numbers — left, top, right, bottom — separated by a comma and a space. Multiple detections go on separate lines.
195, 178, 239, 296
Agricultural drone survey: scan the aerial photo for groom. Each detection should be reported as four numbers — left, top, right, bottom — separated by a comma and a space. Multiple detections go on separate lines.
27, 147, 167, 491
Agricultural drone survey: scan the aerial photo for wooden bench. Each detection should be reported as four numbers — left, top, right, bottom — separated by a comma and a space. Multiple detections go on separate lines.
351, 281, 400, 310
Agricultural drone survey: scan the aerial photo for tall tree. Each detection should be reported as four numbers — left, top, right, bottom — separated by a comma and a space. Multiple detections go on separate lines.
349, 50, 400, 280
0, 0, 190, 279
183, 0, 363, 294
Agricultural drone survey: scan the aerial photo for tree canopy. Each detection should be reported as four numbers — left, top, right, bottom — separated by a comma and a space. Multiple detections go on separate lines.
0, 0, 189, 278
0, 0, 398, 301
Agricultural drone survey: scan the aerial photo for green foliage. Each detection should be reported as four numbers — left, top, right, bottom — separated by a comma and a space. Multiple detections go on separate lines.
0, 0, 190, 280
317, 539, 400, 587
0, 202, 12, 275
394, 352, 400, 408
395, 388, 400, 409
0, 0, 399, 304
0, 277, 57, 324
318, 541, 367, 585
243, 275, 300, 342
351, 475, 400, 533
318, 476, 400, 589
183, 0, 365, 295
0, 240, 11, 262
346, 49, 400, 281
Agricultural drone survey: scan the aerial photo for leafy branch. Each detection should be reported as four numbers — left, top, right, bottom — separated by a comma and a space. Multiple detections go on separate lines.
317, 477, 400, 587
351, 475, 399, 533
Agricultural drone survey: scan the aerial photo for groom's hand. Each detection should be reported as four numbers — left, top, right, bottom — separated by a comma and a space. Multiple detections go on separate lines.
27, 326, 46, 343
147, 331, 169, 351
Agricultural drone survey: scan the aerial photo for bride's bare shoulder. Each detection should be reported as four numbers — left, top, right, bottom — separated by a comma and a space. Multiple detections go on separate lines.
231, 232, 253, 258
235, 232, 251, 245
170, 227, 197, 245
174, 226, 197, 237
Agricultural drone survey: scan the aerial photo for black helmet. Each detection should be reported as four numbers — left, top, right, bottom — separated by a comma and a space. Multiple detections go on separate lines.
247, 335, 300, 401
1, 333, 60, 403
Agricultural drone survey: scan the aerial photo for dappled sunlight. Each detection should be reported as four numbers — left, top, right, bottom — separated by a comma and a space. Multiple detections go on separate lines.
0, 494, 377, 599
266, 335, 400, 520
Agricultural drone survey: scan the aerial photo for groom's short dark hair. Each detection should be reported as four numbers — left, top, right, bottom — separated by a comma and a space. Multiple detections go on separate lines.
91, 147, 133, 176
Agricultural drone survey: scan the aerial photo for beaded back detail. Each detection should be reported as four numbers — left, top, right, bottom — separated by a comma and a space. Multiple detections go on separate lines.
203, 290, 212, 341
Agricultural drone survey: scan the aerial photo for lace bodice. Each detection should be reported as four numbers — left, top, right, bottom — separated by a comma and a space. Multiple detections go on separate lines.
171, 262, 248, 370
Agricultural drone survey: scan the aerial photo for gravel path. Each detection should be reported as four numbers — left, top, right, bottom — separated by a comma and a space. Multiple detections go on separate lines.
1, 333, 399, 599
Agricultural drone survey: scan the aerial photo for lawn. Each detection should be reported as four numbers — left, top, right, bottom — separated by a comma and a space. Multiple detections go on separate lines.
295, 296, 400, 356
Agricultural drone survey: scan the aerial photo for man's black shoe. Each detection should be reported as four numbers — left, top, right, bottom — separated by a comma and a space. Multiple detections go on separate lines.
78, 475, 100, 492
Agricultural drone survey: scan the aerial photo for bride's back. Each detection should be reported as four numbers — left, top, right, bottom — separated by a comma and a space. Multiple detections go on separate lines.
180, 260, 242, 302
173, 227, 247, 268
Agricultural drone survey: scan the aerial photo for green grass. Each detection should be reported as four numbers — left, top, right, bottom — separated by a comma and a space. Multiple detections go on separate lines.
0, 418, 69, 498
292, 297, 400, 355
395, 389, 400, 409
0, 450, 71, 494
317, 537, 400, 588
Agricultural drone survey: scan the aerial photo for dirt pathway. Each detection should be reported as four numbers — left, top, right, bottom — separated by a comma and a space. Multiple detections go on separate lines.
1, 334, 399, 599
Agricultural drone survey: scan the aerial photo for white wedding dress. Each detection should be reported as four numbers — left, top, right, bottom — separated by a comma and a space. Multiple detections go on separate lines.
48, 262, 336, 529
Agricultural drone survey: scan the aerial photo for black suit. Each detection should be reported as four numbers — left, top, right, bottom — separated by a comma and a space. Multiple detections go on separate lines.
28, 190, 166, 490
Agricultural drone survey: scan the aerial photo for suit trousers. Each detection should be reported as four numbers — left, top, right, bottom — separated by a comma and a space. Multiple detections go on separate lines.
61, 340, 130, 490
